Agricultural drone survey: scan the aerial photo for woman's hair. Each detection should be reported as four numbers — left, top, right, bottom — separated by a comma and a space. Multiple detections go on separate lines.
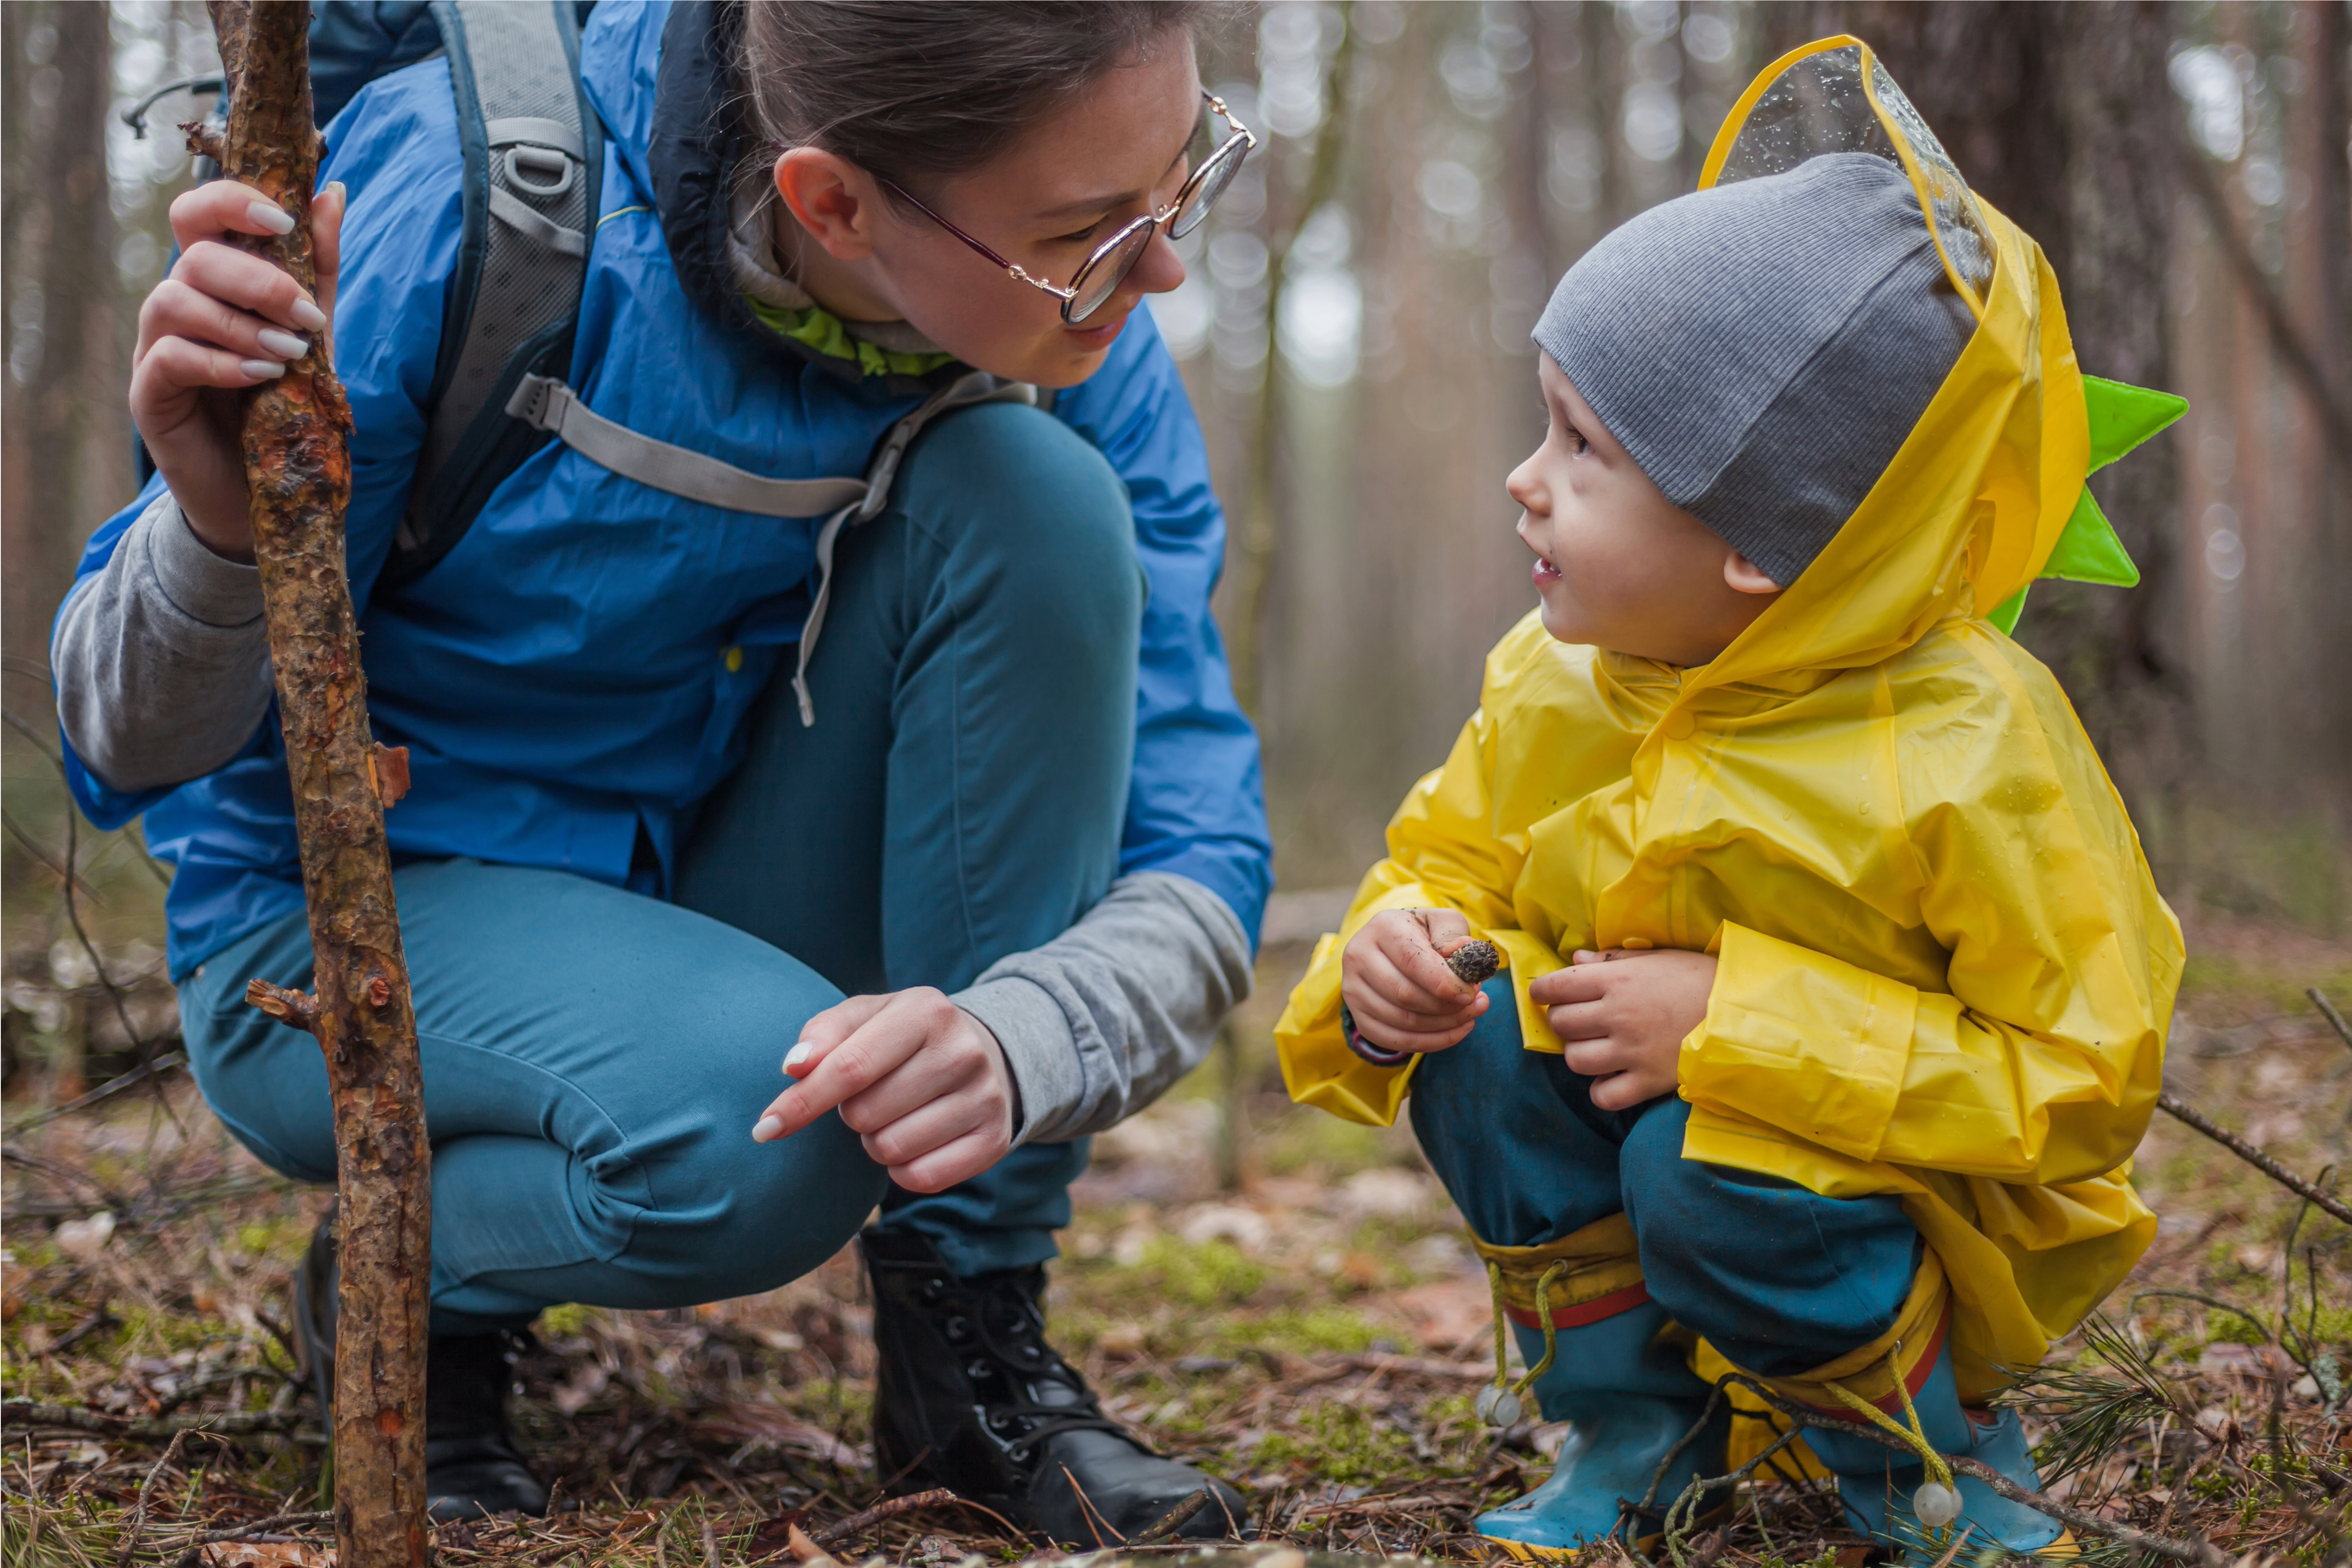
737, 2, 1209, 191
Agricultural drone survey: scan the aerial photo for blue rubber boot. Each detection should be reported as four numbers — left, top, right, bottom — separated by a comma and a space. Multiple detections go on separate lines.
1476, 1303, 1731, 1561
1797, 1342, 2071, 1563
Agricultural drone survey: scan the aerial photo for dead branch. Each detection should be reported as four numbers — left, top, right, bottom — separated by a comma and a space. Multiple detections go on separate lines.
807, 1489, 1022, 1547
243, 978, 318, 1035
1721, 1374, 2231, 1568
2157, 1092, 2352, 1226
180, 118, 225, 165
205, 3, 433, 1564
2, 1397, 307, 1442
1128, 1487, 1214, 1544
2310, 989, 2352, 1056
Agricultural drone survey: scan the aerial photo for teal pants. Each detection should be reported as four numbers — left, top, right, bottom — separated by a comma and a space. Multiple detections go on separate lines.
178, 403, 1139, 1335
1410, 977, 1923, 1376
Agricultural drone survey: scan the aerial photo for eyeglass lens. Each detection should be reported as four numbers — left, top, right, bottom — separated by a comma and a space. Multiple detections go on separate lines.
1065, 109, 1250, 322
1067, 219, 1157, 323
1168, 138, 1247, 241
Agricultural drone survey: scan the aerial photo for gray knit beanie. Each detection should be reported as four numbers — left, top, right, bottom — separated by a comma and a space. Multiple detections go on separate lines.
1531, 152, 1975, 589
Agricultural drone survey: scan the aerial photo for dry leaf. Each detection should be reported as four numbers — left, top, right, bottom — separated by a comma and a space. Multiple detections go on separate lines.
205, 1542, 331, 1567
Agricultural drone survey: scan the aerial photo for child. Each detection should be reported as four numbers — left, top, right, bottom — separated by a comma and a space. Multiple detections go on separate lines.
1275, 41, 2183, 1566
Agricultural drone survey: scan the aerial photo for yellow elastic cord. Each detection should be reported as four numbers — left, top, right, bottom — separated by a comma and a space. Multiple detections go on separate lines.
1486, 1259, 1570, 1400
1488, 1260, 1509, 1395
1512, 1262, 1569, 1398
1822, 1345, 1956, 1495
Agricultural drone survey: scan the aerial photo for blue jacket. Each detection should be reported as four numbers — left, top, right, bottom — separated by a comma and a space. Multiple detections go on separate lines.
62, 0, 1271, 982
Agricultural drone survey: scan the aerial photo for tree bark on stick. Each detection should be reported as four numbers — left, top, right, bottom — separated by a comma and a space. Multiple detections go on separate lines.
194, 4, 431, 1564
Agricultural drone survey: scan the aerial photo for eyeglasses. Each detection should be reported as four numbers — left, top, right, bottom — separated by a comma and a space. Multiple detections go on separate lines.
879, 90, 1257, 325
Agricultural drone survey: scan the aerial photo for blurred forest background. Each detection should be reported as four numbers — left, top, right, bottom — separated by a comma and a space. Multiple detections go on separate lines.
2, 0, 2348, 1080
4, 6, 2352, 1561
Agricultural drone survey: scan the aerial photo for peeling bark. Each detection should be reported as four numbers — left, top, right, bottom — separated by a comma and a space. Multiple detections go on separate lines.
199, 5, 431, 1565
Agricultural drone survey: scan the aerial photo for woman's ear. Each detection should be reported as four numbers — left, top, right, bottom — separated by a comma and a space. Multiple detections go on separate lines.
774, 148, 878, 261
1723, 550, 1782, 596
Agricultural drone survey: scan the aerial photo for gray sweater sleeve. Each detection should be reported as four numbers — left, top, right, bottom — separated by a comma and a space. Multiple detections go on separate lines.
955, 870, 1254, 1147
52, 490, 275, 793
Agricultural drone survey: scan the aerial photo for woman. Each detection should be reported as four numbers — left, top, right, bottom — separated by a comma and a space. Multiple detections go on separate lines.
53, 1, 1267, 1537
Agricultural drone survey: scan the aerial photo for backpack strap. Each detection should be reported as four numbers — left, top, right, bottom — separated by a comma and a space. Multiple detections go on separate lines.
381, 0, 601, 591
505, 367, 1036, 725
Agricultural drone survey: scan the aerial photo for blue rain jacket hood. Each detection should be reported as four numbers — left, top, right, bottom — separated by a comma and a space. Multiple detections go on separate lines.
59, 0, 1272, 980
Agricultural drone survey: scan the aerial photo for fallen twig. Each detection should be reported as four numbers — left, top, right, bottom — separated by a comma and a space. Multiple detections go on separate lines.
1292, 1492, 1458, 1521
2157, 1092, 2352, 1226
2310, 989, 2352, 1056
1721, 1374, 2231, 1568
161, 1511, 339, 1568
806, 1488, 1023, 1547
1128, 1486, 1214, 1543
2, 1398, 308, 1442
118, 1428, 194, 1567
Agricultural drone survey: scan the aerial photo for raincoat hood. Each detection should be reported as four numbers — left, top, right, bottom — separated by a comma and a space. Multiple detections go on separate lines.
1275, 37, 2186, 1425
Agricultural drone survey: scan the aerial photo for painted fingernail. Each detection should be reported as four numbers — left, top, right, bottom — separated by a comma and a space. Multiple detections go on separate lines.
783, 1042, 814, 1073
247, 200, 295, 235
752, 1115, 784, 1142
289, 298, 327, 332
256, 328, 309, 360
239, 359, 286, 379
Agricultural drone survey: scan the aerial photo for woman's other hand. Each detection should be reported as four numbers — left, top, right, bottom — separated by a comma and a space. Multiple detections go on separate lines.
1340, 907, 1490, 1055
131, 179, 343, 562
749, 988, 1016, 1192
1528, 947, 1716, 1111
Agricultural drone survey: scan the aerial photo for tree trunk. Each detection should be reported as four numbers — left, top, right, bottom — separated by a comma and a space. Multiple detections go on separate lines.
2, 1, 118, 706
198, 4, 432, 1564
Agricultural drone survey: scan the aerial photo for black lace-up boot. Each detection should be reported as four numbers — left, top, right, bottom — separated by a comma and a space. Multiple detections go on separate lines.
861, 1228, 1243, 1546
292, 1206, 550, 1522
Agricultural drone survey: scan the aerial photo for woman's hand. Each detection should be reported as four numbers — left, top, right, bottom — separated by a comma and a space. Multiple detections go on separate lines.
749, 988, 1016, 1192
1340, 908, 1492, 1054
1529, 947, 1717, 1111
131, 179, 344, 561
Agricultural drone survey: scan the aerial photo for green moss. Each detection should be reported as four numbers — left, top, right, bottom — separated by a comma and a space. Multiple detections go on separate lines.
1254, 1401, 1418, 1486
233, 1214, 316, 1264
1114, 1236, 1265, 1308
538, 1302, 598, 1340
1212, 1307, 1381, 1357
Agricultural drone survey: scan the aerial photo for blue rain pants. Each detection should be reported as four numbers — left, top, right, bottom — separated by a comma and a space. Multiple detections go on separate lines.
1409, 977, 1923, 1376
176, 403, 1134, 1335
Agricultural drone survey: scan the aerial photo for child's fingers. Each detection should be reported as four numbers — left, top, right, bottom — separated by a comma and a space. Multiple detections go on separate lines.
1348, 982, 1487, 1040
1416, 908, 1472, 950
1528, 964, 1606, 1006
1546, 998, 1610, 1041
1353, 945, 1475, 1017
1561, 1034, 1632, 1080
1378, 919, 1476, 1002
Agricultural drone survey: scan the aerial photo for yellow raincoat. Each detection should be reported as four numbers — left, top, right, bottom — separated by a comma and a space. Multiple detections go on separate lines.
1275, 38, 2185, 1410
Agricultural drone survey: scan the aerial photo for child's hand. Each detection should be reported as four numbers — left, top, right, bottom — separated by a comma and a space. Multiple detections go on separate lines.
1340, 909, 1492, 1054
1528, 948, 1717, 1110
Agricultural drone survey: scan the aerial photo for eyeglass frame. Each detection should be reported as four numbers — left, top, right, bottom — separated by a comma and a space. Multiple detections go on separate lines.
875, 89, 1257, 325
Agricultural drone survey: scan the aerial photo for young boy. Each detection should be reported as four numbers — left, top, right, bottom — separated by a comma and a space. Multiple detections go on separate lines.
1275, 126, 2182, 1562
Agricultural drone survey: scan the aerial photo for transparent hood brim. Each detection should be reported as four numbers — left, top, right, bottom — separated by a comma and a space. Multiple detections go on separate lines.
1698, 36, 1996, 321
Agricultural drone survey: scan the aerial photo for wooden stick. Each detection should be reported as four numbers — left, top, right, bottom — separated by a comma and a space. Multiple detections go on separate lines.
2157, 1092, 2352, 1226
191, 4, 432, 1564
2310, 988, 2352, 1055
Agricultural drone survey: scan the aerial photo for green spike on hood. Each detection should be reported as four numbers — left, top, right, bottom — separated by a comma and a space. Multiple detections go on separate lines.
1991, 375, 2187, 635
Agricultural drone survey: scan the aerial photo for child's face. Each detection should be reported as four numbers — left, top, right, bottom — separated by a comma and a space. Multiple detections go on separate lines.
1510, 354, 1782, 666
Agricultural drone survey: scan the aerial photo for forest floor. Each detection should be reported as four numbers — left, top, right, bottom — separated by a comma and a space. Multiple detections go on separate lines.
4, 892, 2351, 1567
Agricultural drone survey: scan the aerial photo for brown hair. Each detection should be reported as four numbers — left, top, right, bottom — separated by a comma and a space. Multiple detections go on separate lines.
737, 2, 1209, 193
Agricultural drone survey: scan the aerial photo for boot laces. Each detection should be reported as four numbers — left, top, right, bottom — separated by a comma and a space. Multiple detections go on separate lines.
960, 1275, 1128, 1462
